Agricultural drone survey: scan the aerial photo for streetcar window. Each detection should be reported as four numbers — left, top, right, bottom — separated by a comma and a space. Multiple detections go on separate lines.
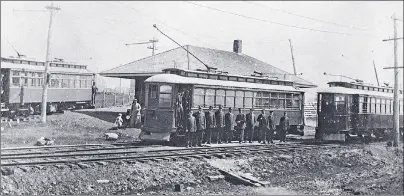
364, 86, 369, 90
335, 95, 346, 113
205, 89, 215, 107
193, 88, 205, 107
376, 99, 381, 114
23, 78, 28, 86
159, 85, 172, 107
255, 92, 263, 107
360, 97, 368, 113
228, 77, 237, 81
225, 90, 235, 108
235, 91, 244, 108
208, 75, 218, 80
278, 93, 286, 109
292, 94, 301, 110
215, 89, 225, 106
247, 78, 254, 83
262, 92, 270, 108
270, 93, 278, 109
12, 77, 20, 86
187, 73, 198, 78
149, 85, 157, 99
31, 78, 36, 86
238, 78, 247, 82
61, 79, 69, 88
12, 71, 20, 76
244, 91, 253, 108
381, 99, 386, 114
70, 79, 75, 88
219, 76, 228, 80
198, 74, 208, 79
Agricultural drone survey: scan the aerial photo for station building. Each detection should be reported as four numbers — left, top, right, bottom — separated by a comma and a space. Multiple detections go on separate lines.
100, 40, 317, 106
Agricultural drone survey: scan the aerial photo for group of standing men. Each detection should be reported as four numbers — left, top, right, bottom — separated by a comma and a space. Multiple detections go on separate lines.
184, 105, 290, 147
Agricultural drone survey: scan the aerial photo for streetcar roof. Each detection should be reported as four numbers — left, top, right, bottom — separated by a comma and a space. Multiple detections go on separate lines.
145, 74, 303, 92
1, 62, 94, 75
317, 87, 403, 99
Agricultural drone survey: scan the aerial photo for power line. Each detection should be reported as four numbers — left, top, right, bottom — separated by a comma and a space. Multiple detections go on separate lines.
116, 1, 217, 49
184, 1, 374, 37
243, 1, 370, 32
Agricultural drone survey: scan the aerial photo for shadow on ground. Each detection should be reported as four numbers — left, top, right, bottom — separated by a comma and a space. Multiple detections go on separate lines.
73, 110, 122, 123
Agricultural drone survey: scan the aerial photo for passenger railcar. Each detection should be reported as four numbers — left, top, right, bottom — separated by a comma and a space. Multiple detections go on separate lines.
1, 57, 95, 117
315, 81, 403, 142
139, 68, 307, 144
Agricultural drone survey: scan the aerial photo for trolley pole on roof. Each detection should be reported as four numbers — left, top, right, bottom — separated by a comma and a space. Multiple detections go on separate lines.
373, 60, 380, 86
41, 2, 60, 123
288, 39, 297, 76
382, 13, 403, 148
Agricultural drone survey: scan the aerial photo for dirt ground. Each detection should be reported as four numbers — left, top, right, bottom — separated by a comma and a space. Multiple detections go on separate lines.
1, 108, 403, 195
1, 143, 402, 195
1, 106, 140, 148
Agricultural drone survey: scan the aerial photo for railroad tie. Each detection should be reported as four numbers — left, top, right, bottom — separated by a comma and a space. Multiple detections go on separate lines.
54, 165, 66, 169
77, 163, 91, 169
213, 154, 226, 159
95, 161, 108, 166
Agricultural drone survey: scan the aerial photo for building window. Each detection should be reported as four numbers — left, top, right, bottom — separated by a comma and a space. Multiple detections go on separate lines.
159, 85, 172, 107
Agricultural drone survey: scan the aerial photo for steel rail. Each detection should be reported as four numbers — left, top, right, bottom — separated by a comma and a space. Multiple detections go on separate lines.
1, 144, 340, 167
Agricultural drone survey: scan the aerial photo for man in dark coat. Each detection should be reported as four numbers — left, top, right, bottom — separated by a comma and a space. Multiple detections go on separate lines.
279, 112, 290, 143
246, 108, 256, 143
185, 110, 197, 147
215, 105, 225, 144
193, 105, 206, 147
267, 111, 276, 144
225, 107, 235, 143
91, 81, 98, 105
236, 108, 246, 143
205, 106, 216, 144
257, 109, 268, 144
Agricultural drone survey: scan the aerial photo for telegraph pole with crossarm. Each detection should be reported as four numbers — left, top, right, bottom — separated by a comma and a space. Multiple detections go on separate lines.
382, 13, 403, 148
40, 2, 60, 123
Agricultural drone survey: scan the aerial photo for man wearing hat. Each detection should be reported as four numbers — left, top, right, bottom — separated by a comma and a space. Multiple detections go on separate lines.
279, 112, 290, 143
225, 107, 235, 143
235, 108, 246, 143
194, 105, 206, 146
205, 106, 216, 144
185, 110, 197, 147
215, 105, 225, 144
130, 98, 141, 128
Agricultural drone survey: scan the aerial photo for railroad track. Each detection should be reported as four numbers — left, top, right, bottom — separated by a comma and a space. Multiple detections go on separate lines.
1, 143, 342, 168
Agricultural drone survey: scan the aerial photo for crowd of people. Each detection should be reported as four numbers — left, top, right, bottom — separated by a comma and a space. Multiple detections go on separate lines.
184, 105, 290, 148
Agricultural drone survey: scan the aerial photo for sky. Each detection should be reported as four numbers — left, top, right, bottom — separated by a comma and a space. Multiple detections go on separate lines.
1, 1, 403, 100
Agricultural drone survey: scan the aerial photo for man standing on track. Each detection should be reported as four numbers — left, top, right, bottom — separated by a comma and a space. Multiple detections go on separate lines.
205, 106, 216, 144
194, 105, 206, 147
130, 98, 141, 128
257, 109, 268, 144
225, 107, 235, 144
185, 110, 197, 147
215, 105, 225, 144
279, 112, 290, 143
246, 108, 256, 143
267, 111, 275, 144
236, 108, 246, 143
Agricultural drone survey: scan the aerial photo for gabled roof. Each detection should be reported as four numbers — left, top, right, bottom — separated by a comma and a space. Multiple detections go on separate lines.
100, 45, 317, 88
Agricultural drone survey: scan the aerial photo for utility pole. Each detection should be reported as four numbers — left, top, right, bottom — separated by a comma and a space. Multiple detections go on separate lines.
288, 39, 297, 75
41, 2, 60, 123
382, 13, 402, 148
126, 37, 158, 56
373, 60, 380, 86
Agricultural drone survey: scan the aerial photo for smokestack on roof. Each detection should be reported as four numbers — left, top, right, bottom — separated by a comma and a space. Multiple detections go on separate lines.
233, 40, 242, 54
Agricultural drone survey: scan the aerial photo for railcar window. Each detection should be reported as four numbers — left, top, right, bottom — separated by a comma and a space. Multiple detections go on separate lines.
244, 91, 253, 108
286, 93, 293, 109
12, 77, 20, 86
193, 88, 205, 107
159, 85, 172, 107
235, 91, 244, 108
199, 74, 208, 79
334, 95, 346, 113
62, 79, 69, 88
215, 90, 225, 107
205, 89, 215, 107
262, 92, 270, 108
31, 78, 36, 86
225, 90, 235, 108
228, 77, 237, 81
359, 97, 368, 113
238, 78, 247, 82
364, 86, 369, 90
381, 99, 386, 114
270, 93, 278, 109
209, 75, 218, 80
375, 99, 381, 114
278, 93, 286, 109
12, 71, 20, 76
255, 92, 263, 107
219, 76, 228, 80
23, 78, 28, 86
292, 94, 301, 110
370, 98, 376, 114
188, 73, 198, 78
247, 78, 254, 83
149, 85, 158, 99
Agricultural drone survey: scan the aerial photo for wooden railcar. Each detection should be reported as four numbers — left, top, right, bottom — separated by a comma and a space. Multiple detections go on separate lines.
1, 57, 95, 117
315, 81, 403, 141
139, 68, 307, 144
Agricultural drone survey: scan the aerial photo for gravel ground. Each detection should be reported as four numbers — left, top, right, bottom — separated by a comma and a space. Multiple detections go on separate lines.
1, 143, 402, 195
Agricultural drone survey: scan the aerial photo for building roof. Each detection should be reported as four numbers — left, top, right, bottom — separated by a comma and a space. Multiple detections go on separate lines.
100, 45, 317, 88
146, 74, 303, 92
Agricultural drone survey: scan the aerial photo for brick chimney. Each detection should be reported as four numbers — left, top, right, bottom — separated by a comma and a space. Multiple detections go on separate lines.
233, 40, 242, 54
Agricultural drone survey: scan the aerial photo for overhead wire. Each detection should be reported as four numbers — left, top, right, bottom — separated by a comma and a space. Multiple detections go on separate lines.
184, 1, 376, 37
243, 1, 370, 31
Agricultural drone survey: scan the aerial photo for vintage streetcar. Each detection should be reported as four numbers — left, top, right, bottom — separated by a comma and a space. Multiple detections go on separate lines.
139, 68, 308, 145
1, 57, 95, 117
315, 81, 404, 142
